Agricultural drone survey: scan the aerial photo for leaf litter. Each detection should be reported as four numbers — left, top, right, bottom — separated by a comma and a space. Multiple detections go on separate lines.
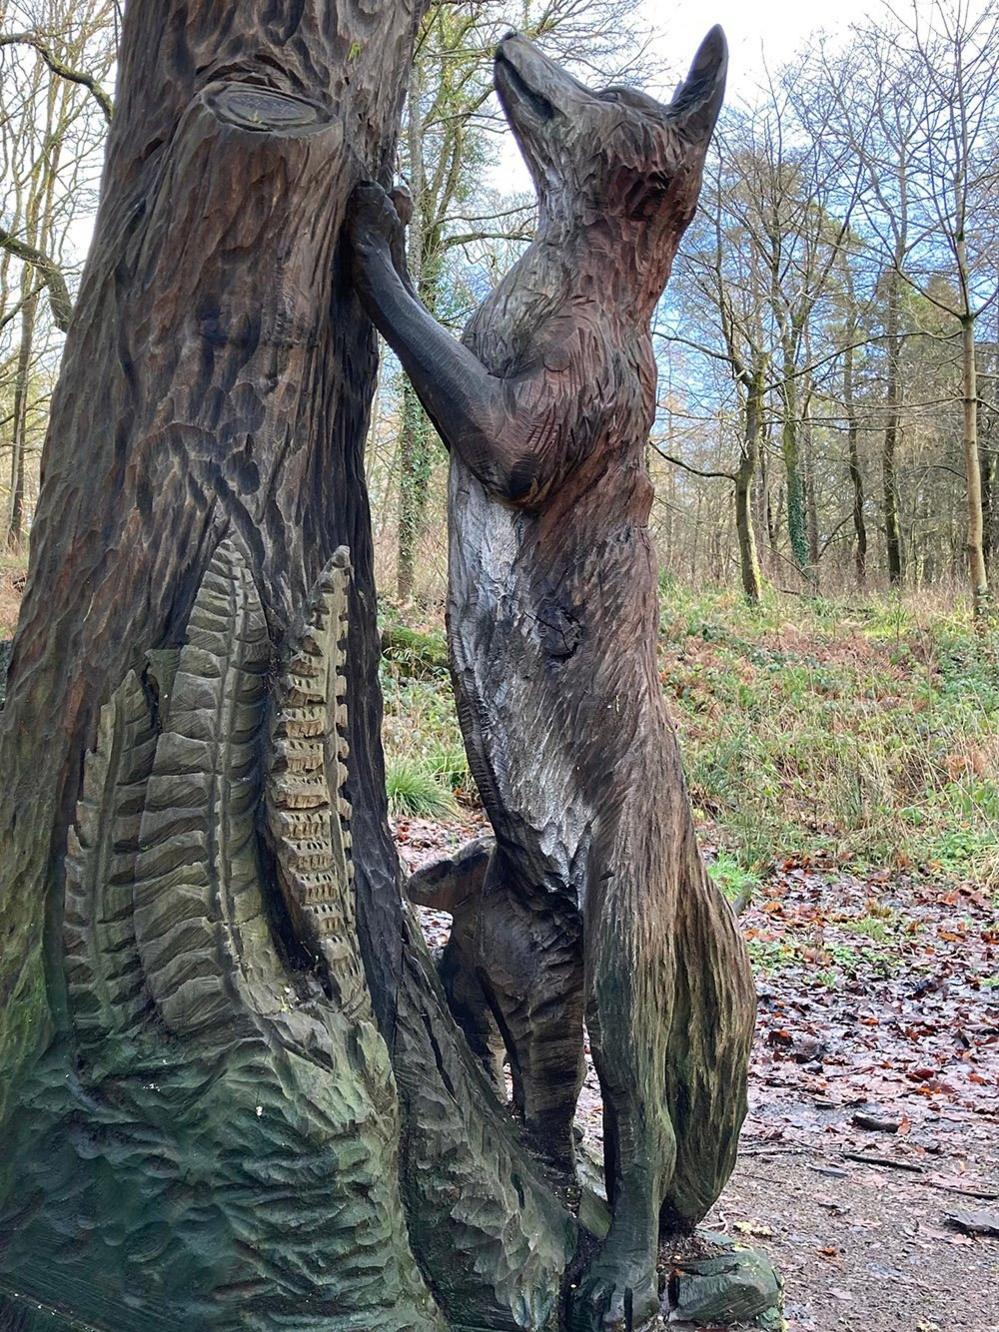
397, 816, 998, 1332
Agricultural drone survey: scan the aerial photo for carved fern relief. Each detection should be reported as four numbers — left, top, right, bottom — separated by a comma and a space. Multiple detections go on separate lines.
265, 546, 366, 1018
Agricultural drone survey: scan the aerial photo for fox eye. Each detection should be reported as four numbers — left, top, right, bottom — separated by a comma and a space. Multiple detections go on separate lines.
623, 173, 669, 220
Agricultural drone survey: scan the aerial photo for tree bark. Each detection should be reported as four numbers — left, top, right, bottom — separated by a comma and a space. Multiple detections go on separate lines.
883, 269, 904, 586
802, 388, 820, 573
735, 367, 764, 604
397, 378, 435, 600
961, 314, 989, 617
0, 5, 574, 1328
6, 285, 37, 550
843, 331, 867, 587
779, 360, 811, 579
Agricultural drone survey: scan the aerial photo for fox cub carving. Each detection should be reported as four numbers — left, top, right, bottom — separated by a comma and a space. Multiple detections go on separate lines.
349, 28, 755, 1332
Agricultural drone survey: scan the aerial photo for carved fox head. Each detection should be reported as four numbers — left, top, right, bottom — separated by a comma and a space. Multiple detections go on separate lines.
494, 29, 726, 283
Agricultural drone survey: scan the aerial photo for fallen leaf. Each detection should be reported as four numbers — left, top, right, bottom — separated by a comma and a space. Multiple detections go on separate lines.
733, 1220, 774, 1239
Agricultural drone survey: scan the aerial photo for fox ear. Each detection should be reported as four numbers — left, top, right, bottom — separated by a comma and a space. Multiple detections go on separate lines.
669, 25, 727, 147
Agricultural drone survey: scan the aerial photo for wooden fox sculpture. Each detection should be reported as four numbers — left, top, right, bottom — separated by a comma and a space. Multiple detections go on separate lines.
349, 28, 755, 1332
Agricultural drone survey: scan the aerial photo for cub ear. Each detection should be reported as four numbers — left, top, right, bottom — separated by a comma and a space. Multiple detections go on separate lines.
669, 24, 728, 147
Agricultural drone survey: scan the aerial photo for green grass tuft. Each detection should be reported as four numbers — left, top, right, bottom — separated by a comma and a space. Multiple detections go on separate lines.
708, 852, 761, 905
385, 757, 458, 819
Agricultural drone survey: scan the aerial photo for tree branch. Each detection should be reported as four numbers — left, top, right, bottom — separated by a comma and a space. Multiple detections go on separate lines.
650, 441, 735, 481
0, 225, 74, 332
0, 32, 113, 123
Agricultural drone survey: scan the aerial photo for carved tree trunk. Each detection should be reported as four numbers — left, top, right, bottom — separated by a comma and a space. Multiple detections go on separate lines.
0, 4, 574, 1329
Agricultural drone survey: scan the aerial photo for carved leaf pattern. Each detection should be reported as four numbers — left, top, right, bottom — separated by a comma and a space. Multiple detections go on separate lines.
132, 539, 277, 1036
267, 546, 366, 1017
63, 670, 158, 1051
49, 541, 445, 1330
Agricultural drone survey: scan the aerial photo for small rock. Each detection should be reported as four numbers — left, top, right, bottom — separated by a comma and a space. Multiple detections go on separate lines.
944, 1208, 999, 1237
851, 1112, 901, 1133
667, 1236, 782, 1325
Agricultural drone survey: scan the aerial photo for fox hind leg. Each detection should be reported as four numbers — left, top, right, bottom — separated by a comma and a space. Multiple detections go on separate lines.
474, 851, 585, 1170
570, 910, 676, 1332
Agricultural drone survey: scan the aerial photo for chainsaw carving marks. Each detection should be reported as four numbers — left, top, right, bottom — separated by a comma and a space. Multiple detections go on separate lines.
132, 541, 277, 1037
266, 546, 365, 1017
64, 542, 362, 1045
63, 670, 158, 1055
53, 541, 444, 1331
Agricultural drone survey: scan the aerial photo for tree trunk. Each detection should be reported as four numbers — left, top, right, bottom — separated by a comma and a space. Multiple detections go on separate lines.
6, 285, 38, 551
961, 314, 989, 617
883, 270, 904, 586
983, 444, 997, 574
843, 334, 867, 587
767, 479, 783, 570
735, 368, 764, 604
396, 56, 428, 602
803, 390, 820, 574
0, 5, 575, 1328
396, 378, 435, 600
779, 364, 811, 579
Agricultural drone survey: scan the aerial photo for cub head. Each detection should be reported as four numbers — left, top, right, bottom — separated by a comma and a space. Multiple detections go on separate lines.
494, 27, 727, 279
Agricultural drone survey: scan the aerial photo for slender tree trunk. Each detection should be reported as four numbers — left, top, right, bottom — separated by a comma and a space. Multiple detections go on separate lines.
883, 270, 904, 586
0, 5, 574, 1327
395, 55, 432, 601
985, 444, 996, 575
779, 357, 811, 578
735, 369, 764, 604
396, 378, 435, 599
767, 479, 783, 570
961, 314, 989, 617
843, 334, 867, 586
803, 390, 820, 573
7, 287, 37, 551
753, 438, 769, 566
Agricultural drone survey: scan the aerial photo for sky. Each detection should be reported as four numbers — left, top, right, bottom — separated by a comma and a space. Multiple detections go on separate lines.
649, 0, 876, 104
489, 0, 878, 195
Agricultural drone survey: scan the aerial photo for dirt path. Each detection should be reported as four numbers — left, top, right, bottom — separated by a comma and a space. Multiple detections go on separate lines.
714, 1150, 997, 1331
398, 816, 999, 1331
701, 860, 998, 1332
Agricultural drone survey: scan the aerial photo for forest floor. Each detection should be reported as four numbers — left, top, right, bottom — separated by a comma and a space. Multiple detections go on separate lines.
400, 813, 999, 1332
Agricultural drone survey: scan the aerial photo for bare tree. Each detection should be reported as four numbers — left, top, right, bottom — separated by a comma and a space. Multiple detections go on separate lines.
901, 0, 999, 617
0, 0, 115, 546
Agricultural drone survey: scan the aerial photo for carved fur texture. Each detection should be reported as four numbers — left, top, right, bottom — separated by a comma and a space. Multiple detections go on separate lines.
350, 28, 756, 1332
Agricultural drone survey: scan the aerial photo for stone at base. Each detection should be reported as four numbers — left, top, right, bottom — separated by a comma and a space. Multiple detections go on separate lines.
663, 1232, 784, 1329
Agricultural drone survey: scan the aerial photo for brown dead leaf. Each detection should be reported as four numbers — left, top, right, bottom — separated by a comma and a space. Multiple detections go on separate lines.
733, 1220, 774, 1239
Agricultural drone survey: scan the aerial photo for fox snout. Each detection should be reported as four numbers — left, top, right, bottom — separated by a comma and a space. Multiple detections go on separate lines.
494, 31, 588, 128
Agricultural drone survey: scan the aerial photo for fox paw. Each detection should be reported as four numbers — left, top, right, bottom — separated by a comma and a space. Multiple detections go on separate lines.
568, 1263, 659, 1332
346, 181, 403, 249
